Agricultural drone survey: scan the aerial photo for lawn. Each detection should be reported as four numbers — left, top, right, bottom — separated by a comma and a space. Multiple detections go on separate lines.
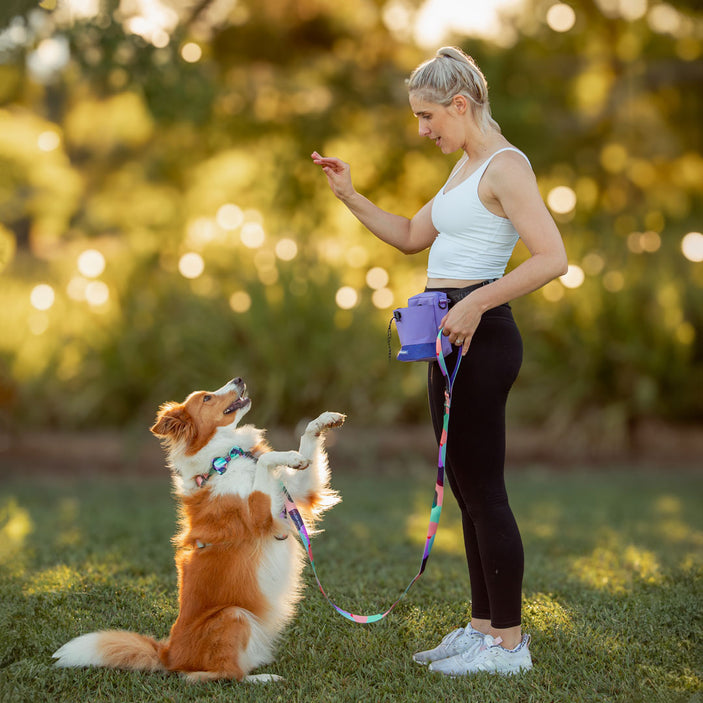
0, 465, 701, 703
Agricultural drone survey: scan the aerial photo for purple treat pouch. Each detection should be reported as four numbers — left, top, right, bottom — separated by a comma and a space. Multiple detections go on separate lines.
392, 291, 453, 362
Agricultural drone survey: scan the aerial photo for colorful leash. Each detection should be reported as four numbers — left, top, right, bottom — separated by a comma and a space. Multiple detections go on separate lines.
281, 329, 462, 623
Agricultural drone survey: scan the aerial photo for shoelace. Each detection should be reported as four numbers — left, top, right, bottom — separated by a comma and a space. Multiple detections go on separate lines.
440, 628, 465, 646
451, 631, 490, 659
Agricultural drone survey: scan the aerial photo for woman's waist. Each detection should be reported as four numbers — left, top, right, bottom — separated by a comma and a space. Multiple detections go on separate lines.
425, 279, 512, 313
426, 277, 486, 288
425, 279, 496, 304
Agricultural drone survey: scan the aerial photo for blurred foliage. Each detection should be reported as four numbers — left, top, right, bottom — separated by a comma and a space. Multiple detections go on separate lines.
0, 0, 701, 449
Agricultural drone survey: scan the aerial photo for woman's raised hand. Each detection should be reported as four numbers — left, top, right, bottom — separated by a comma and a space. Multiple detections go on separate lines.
311, 151, 355, 201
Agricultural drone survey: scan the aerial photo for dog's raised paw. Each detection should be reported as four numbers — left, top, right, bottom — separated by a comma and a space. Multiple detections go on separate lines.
307, 412, 346, 436
286, 453, 311, 471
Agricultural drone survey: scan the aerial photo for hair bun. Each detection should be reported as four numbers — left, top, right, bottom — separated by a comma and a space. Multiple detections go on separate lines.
436, 46, 469, 63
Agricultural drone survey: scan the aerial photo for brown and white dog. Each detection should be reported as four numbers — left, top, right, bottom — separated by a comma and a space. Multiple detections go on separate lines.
52, 377, 344, 683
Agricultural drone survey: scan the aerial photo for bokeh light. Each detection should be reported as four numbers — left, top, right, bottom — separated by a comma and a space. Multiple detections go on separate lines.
582, 252, 605, 275
275, 238, 298, 261
560, 264, 585, 289
37, 131, 61, 152
216, 204, 244, 231
181, 42, 202, 63
187, 217, 217, 247
628, 231, 661, 254
412, 0, 523, 48
151, 30, 170, 48
546, 3, 576, 32
681, 232, 703, 262
346, 246, 368, 268
620, 0, 647, 21
335, 286, 358, 309
27, 36, 70, 82
257, 264, 278, 285
30, 284, 55, 310
648, 3, 681, 34
366, 266, 389, 290
601, 143, 628, 173
603, 270, 625, 292
28, 312, 49, 335
229, 291, 252, 313
542, 280, 564, 302
85, 280, 109, 306
77, 249, 106, 278
67, 276, 88, 301
372, 288, 394, 309
178, 252, 205, 278
241, 222, 265, 249
547, 185, 577, 214
123, 0, 179, 46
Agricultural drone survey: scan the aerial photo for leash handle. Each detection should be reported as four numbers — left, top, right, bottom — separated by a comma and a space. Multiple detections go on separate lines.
281, 328, 461, 624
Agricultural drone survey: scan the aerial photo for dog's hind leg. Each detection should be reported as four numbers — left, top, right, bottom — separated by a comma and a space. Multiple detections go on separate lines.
244, 673, 284, 683
169, 606, 259, 682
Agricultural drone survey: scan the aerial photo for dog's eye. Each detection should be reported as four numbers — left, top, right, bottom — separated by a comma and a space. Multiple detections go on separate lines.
203, 395, 212, 402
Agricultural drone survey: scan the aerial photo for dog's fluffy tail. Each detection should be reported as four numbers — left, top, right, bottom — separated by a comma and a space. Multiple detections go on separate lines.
53, 631, 165, 672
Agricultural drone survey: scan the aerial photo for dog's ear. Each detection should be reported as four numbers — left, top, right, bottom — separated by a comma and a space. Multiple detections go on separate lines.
150, 403, 195, 445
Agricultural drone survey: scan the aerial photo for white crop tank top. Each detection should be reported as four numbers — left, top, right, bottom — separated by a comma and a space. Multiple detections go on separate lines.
427, 147, 531, 280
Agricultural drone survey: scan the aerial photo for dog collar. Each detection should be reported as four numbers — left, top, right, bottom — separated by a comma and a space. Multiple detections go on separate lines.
194, 445, 256, 488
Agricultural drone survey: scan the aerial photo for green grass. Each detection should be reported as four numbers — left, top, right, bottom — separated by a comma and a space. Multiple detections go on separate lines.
0, 467, 702, 703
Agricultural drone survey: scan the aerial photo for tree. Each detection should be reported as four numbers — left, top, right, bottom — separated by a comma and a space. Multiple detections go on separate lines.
0, 0, 701, 453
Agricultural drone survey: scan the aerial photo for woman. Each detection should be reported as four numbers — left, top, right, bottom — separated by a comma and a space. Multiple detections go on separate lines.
311, 46, 567, 676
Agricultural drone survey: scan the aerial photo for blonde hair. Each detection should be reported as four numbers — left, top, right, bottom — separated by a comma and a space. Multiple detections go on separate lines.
407, 46, 501, 134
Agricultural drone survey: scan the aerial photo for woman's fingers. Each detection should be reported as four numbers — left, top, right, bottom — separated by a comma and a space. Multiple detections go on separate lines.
311, 152, 346, 172
441, 312, 474, 355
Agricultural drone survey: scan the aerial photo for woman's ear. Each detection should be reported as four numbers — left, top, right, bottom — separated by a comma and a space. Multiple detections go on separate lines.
451, 94, 469, 115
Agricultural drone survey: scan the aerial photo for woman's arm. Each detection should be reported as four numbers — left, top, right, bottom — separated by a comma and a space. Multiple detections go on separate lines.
441, 152, 568, 355
311, 152, 438, 254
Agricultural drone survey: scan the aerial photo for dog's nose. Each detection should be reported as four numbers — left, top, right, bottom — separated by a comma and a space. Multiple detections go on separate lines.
232, 377, 242, 386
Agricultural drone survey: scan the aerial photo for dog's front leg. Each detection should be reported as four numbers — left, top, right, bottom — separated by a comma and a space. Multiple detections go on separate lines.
257, 450, 310, 473
252, 450, 310, 520
298, 412, 346, 460
278, 412, 344, 506
253, 450, 309, 493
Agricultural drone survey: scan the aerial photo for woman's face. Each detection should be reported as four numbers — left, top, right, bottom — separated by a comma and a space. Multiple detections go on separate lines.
409, 92, 464, 154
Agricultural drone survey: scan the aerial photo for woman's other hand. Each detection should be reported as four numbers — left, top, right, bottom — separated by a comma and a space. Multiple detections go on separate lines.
440, 295, 485, 357
311, 151, 355, 201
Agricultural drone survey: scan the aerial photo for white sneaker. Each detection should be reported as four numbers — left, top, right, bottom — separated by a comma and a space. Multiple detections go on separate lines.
428, 634, 532, 676
413, 624, 486, 665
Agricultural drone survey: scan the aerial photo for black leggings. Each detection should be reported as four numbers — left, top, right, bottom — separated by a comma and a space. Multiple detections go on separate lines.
427, 294, 524, 629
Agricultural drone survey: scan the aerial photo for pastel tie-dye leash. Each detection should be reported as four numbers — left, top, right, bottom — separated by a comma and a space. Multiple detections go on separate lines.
281, 329, 462, 623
